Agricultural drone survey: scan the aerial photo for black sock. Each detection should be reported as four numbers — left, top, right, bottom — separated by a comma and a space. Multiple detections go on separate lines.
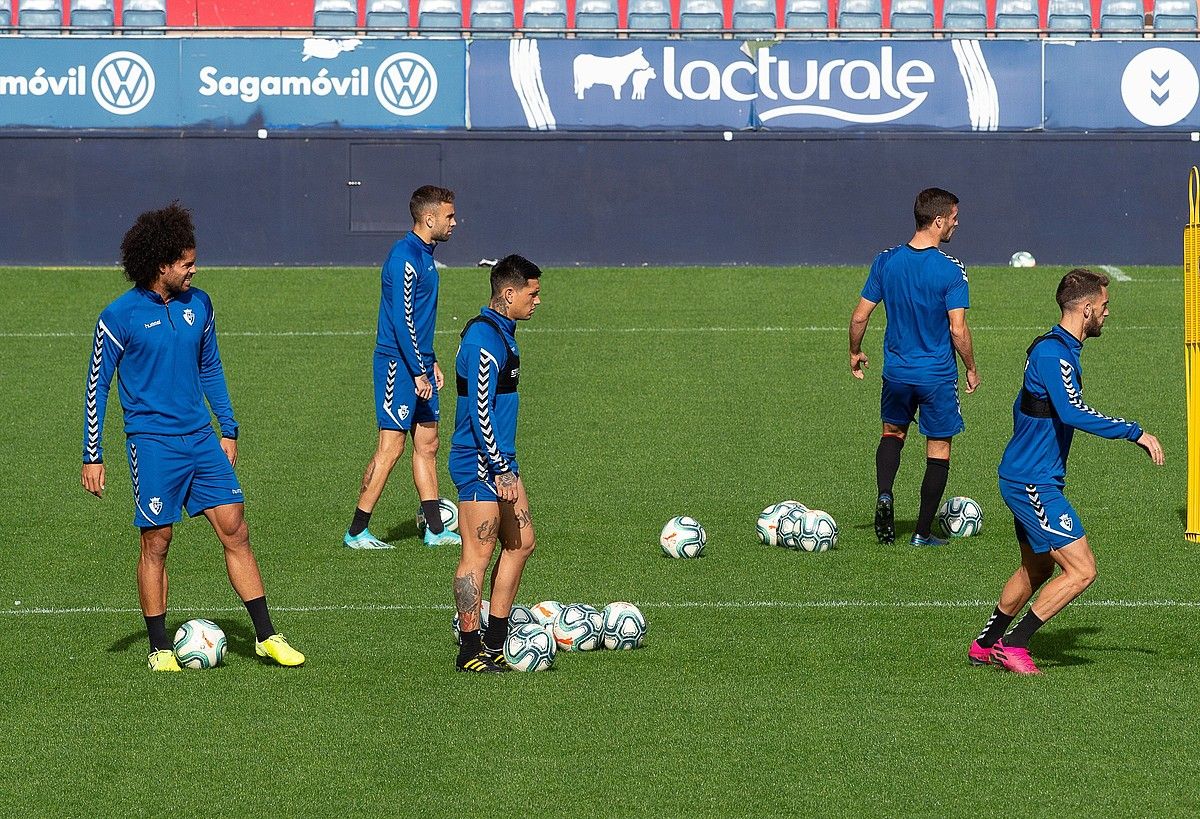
145, 613, 171, 652
421, 499, 444, 535
1004, 610, 1045, 648
484, 615, 509, 652
349, 507, 372, 537
459, 628, 482, 663
244, 596, 276, 642
876, 435, 904, 498
976, 606, 1015, 648
915, 457, 950, 537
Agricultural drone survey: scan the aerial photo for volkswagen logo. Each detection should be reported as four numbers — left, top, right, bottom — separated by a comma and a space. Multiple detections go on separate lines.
92, 51, 155, 116
374, 52, 438, 117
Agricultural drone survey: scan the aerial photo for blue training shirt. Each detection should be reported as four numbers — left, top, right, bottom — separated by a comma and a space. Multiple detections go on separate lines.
83, 286, 237, 464
998, 325, 1142, 487
376, 231, 439, 379
451, 308, 520, 476
860, 244, 970, 384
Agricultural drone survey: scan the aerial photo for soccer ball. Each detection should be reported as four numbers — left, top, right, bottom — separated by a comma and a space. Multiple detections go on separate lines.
416, 498, 459, 534
172, 618, 227, 669
452, 599, 491, 644
937, 496, 984, 537
504, 623, 557, 671
552, 603, 604, 651
660, 516, 706, 558
756, 500, 808, 546
602, 602, 647, 650
509, 603, 536, 627
1009, 251, 1036, 268
777, 508, 838, 552
531, 600, 563, 625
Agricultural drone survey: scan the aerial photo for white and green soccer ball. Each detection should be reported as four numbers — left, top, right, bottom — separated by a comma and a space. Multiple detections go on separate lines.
756, 500, 808, 546
937, 496, 983, 537
509, 604, 536, 628
531, 600, 563, 625
601, 602, 647, 650
1009, 251, 1036, 268
777, 508, 838, 552
504, 622, 557, 671
552, 603, 604, 651
172, 618, 227, 669
416, 498, 460, 534
660, 516, 706, 558
452, 599, 490, 644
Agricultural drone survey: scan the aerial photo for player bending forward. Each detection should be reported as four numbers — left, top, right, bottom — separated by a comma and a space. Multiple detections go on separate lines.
82, 203, 304, 671
450, 256, 542, 673
970, 269, 1163, 675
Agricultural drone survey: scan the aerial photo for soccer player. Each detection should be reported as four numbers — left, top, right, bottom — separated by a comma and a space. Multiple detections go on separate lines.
81, 203, 305, 672
343, 185, 464, 550
970, 269, 1163, 674
450, 255, 542, 673
848, 188, 980, 546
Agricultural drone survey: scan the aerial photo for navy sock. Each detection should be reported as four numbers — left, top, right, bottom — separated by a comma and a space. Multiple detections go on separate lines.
976, 606, 1014, 648
244, 596, 275, 642
145, 613, 171, 652
915, 457, 950, 537
876, 435, 904, 498
421, 499, 445, 535
349, 508, 371, 537
1004, 610, 1045, 649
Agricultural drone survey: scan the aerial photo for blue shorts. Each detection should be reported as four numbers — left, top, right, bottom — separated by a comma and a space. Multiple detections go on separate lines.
373, 351, 439, 431
449, 447, 519, 503
881, 378, 964, 438
999, 478, 1086, 553
126, 429, 243, 528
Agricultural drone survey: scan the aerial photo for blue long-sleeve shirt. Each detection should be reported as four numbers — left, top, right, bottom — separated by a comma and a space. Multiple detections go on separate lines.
452, 308, 520, 475
998, 325, 1142, 487
376, 231, 439, 379
83, 286, 237, 464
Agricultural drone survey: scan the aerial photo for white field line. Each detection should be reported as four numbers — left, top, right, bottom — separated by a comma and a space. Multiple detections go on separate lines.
1098, 264, 1132, 282
3, 599, 1200, 617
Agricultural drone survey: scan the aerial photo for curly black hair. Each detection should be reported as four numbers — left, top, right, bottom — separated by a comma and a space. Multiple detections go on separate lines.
120, 202, 196, 289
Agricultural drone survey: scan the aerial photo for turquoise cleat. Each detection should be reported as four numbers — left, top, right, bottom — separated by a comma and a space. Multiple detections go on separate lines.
423, 528, 462, 548
343, 529, 395, 550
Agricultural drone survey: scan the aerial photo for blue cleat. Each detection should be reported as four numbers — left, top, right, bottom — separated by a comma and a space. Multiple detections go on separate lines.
423, 528, 462, 548
910, 533, 950, 547
343, 529, 395, 550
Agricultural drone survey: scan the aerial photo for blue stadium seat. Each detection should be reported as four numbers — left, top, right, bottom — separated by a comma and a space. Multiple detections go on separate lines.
417, 0, 462, 34
19, 0, 62, 28
681, 0, 724, 36
366, 0, 408, 27
627, 0, 671, 35
471, 0, 514, 36
994, 0, 1038, 36
1154, 0, 1196, 33
1047, 0, 1092, 35
838, 0, 882, 37
0, 0, 12, 26
71, 0, 113, 30
942, 0, 986, 35
890, 0, 934, 36
313, 0, 358, 30
524, 0, 567, 36
733, 0, 777, 35
784, 0, 828, 36
574, 0, 617, 35
122, 0, 166, 30
1100, 0, 1144, 34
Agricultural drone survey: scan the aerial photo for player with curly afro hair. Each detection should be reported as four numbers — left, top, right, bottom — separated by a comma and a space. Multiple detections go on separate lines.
119, 201, 196, 290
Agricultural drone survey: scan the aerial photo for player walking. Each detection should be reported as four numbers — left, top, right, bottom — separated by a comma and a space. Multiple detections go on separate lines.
848, 188, 980, 546
344, 186, 463, 549
970, 269, 1163, 674
81, 203, 305, 671
450, 256, 542, 673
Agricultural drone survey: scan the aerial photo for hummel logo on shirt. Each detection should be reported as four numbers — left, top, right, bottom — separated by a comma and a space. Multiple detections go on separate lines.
144, 320, 161, 329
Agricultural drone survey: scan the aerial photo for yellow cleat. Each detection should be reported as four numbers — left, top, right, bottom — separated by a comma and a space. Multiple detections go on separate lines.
255, 634, 306, 667
148, 649, 182, 672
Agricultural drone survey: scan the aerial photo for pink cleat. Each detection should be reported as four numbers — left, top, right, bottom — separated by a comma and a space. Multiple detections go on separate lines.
968, 640, 993, 666
990, 640, 1042, 675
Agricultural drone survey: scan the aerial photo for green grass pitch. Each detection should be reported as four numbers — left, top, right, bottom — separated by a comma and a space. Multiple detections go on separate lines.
0, 264, 1196, 816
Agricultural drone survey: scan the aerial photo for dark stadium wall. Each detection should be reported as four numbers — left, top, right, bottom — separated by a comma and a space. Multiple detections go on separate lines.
0, 132, 1192, 267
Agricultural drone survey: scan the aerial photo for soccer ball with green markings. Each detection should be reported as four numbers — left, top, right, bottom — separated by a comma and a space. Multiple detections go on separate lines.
172, 618, 227, 669
660, 516, 706, 558
777, 508, 838, 552
552, 603, 604, 651
509, 604, 535, 627
756, 501, 808, 546
416, 498, 459, 534
504, 623, 557, 671
602, 602, 647, 650
531, 600, 563, 625
937, 496, 983, 537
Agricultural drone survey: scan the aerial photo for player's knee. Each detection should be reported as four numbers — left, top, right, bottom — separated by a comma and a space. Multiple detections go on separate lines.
140, 529, 171, 559
414, 436, 439, 460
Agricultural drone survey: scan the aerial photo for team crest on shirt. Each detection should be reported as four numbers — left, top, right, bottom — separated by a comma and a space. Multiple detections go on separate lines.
1059, 514, 1073, 532
149, 497, 163, 515
182, 308, 195, 326
398, 404, 410, 420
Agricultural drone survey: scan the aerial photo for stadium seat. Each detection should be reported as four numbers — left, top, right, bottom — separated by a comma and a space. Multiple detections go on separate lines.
627, 0, 671, 35
681, 0, 724, 36
837, 0, 882, 37
471, 0, 515, 36
70, 0, 112, 29
1100, 0, 1145, 34
574, 0, 617, 35
733, 0, 777, 35
313, 0, 358, 30
994, 0, 1038, 36
1153, 0, 1196, 33
523, 0, 567, 36
366, 0, 408, 28
890, 0, 934, 36
1047, 0, 1092, 35
783, 0, 828, 36
0, 0, 11, 26
942, 0, 986, 34
417, 0, 462, 34
122, 0, 166, 29
18, 0, 62, 28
